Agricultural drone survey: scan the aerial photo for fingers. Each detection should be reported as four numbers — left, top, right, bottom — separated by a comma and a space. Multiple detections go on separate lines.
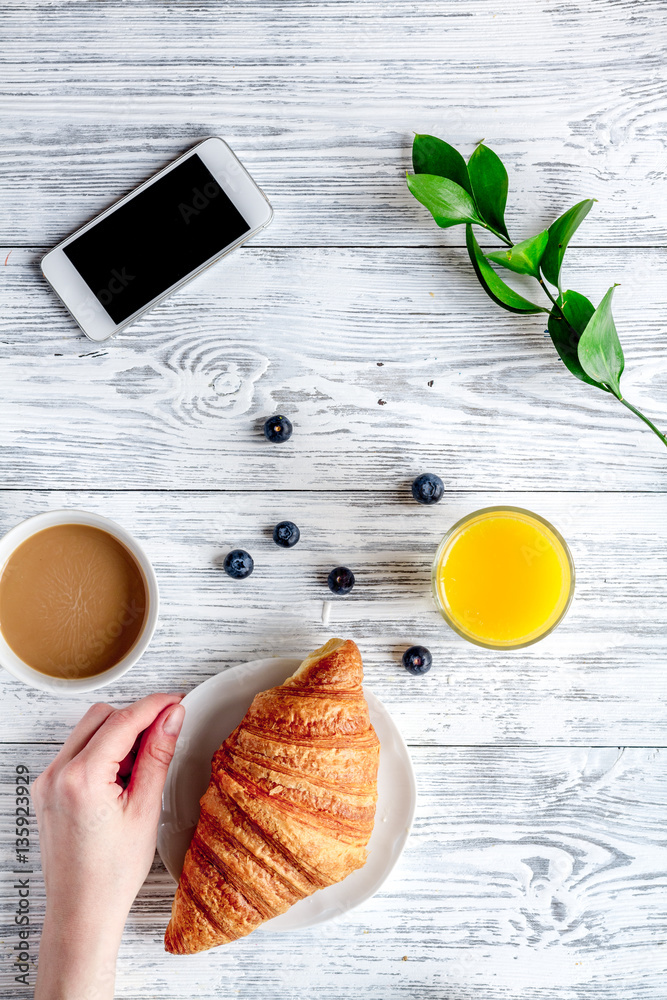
47, 702, 115, 771
79, 693, 184, 780
126, 702, 185, 813
116, 734, 142, 787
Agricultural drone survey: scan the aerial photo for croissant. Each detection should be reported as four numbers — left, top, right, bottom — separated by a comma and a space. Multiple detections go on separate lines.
164, 638, 380, 954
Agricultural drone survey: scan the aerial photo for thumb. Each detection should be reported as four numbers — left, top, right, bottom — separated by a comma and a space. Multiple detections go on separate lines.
127, 702, 185, 812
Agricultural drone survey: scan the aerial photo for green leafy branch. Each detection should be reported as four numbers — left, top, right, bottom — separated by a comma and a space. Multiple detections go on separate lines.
407, 134, 667, 449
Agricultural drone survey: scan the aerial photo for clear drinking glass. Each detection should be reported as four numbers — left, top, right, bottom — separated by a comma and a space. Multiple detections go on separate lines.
431, 506, 575, 650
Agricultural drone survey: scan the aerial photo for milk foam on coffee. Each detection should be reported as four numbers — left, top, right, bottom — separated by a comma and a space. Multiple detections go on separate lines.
0, 524, 147, 679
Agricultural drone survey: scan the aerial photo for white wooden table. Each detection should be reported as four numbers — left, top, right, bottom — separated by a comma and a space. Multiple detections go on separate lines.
2, 1, 667, 997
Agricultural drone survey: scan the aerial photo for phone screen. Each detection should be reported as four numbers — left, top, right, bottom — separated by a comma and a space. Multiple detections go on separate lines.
63, 154, 251, 324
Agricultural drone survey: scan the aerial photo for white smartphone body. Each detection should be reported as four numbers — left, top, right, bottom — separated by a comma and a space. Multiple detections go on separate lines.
41, 137, 273, 342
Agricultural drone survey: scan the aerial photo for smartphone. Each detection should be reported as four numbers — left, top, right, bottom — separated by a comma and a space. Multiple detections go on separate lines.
41, 137, 273, 342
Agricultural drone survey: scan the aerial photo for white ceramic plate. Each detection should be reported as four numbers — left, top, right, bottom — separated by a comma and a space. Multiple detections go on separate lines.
157, 656, 416, 931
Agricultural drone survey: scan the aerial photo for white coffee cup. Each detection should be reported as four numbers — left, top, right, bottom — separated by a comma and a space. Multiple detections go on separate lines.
0, 509, 159, 693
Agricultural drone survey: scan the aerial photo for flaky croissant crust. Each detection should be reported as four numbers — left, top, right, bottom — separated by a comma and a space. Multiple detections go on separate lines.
165, 638, 380, 954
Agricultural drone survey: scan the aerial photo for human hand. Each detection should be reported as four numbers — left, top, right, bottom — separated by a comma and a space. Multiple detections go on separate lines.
32, 693, 185, 1000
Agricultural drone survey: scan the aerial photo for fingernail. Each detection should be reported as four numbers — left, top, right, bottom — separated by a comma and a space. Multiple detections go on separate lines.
163, 703, 185, 736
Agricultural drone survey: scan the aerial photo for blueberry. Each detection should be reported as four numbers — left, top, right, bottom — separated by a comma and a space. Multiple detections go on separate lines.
223, 549, 254, 579
402, 645, 432, 675
411, 473, 444, 505
273, 521, 300, 548
328, 566, 355, 595
264, 415, 293, 443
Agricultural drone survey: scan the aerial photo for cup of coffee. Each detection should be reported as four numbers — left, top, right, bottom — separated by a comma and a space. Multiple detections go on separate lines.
0, 510, 159, 693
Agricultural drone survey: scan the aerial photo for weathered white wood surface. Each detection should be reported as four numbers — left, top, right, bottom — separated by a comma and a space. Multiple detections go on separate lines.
2, 0, 667, 248
2, 246, 667, 491
0, 489, 665, 747
1, 0, 667, 995
2, 746, 666, 999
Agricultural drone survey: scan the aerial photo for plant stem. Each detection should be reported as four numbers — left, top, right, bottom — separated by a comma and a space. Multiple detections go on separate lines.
480, 224, 512, 247
538, 278, 667, 448
538, 278, 561, 313
618, 397, 667, 448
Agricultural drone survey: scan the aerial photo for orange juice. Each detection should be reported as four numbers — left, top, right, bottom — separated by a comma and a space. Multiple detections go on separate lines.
432, 507, 574, 649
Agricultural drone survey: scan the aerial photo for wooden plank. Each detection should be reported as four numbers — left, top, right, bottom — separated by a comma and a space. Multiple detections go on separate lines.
1, 247, 666, 491
1, 490, 665, 747
1, 745, 665, 998
1, 0, 667, 247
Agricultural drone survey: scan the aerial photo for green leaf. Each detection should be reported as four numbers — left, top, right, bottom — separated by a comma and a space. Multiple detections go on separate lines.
465, 225, 546, 314
547, 289, 607, 390
577, 284, 624, 397
486, 230, 549, 278
541, 199, 596, 289
412, 134, 473, 196
467, 143, 510, 241
407, 173, 483, 229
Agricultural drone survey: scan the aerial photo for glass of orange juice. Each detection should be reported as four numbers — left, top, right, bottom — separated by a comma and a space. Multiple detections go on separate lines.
432, 506, 575, 649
